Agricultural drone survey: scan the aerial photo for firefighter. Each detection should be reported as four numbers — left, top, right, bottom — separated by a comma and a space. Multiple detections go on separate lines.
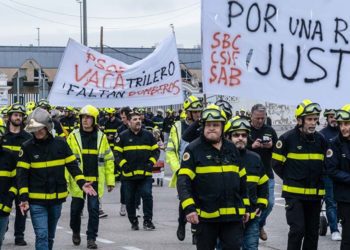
326, 104, 350, 249
225, 116, 269, 250
0, 117, 18, 248
272, 99, 327, 250
177, 104, 250, 250
3, 103, 32, 246
215, 99, 233, 120
36, 99, 65, 138
16, 107, 97, 250
66, 104, 115, 249
319, 108, 341, 241
162, 108, 175, 145
114, 110, 160, 231
165, 95, 203, 243
152, 109, 164, 129
60, 106, 78, 135
103, 107, 122, 149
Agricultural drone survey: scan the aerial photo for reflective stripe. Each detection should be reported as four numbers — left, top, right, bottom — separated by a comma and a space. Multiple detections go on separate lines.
119, 159, 127, 167
243, 198, 250, 206
196, 207, 246, 218
258, 175, 269, 185
85, 176, 97, 182
257, 198, 268, 206
151, 144, 159, 150
104, 129, 117, 133
182, 198, 195, 209
19, 187, 28, 195
31, 159, 65, 168
149, 157, 157, 164
122, 171, 133, 177
17, 161, 30, 169
0, 203, 11, 213
3, 145, 21, 152
123, 145, 152, 151
74, 175, 85, 182
29, 191, 68, 200
195, 165, 239, 174
282, 185, 325, 196
287, 153, 324, 161
0, 169, 16, 177
145, 171, 152, 176
239, 168, 246, 177
9, 187, 17, 195
113, 146, 123, 152
81, 149, 98, 155
246, 175, 260, 183
250, 211, 257, 219
65, 155, 76, 164
178, 168, 196, 180
272, 153, 286, 163
121, 170, 152, 177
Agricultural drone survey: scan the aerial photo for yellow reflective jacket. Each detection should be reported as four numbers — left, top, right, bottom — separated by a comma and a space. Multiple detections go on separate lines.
165, 120, 182, 188
66, 128, 115, 198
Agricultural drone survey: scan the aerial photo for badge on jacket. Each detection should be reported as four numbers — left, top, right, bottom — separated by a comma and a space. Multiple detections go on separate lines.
183, 152, 190, 161
326, 149, 333, 158
276, 140, 283, 149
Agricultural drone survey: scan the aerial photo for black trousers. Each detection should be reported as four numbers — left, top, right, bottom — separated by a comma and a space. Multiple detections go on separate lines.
285, 198, 321, 250
178, 202, 197, 234
70, 196, 99, 241
14, 197, 26, 239
196, 221, 243, 250
338, 202, 350, 250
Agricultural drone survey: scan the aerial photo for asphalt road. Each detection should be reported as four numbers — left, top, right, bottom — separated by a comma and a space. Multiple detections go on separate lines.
2, 170, 341, 250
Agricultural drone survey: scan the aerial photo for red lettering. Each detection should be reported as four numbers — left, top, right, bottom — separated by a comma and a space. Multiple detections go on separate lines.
209, 65, 218, 83
84, 71, 99, 87
211, 32, 221, 49
86, 52, 96, 63
232, 34, 241, 50
96, 59, 106, 70
229, 67, 241, 86
211, 51, 218, 64
75, 64, 92, 83
223, 33, 231, 49
113, 73, 125, 90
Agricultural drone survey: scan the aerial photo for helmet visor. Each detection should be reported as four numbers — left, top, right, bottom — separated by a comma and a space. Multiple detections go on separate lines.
187, 100, 203, 111
336, 110, 350, 121
303, 103, 321, 115
231, 118, 250, 130
202, 108, 225, 122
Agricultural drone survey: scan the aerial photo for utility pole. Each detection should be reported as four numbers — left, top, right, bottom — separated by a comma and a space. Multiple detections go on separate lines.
100, 26, 103, 54
76, 0, 83, 43
36, 27, 40, 46
83, 0, 87, 45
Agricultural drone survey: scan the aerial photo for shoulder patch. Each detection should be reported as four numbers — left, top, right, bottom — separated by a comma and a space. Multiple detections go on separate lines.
182, 152, 190, 161
18, 149, 23, 157
115, 136, 120, 143
276, 140, 283, 149
326, 149, 333, 158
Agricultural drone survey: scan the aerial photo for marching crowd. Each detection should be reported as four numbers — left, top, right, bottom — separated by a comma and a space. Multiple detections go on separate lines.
0, 96, 349, 250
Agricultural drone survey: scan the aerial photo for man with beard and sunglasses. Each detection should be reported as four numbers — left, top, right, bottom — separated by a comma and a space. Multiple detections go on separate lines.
224, 116, 269, 250
3, 103, 32, 246
272, 99, 327, 250
165, 95, 203, 243
177, 104, 250, 250
114, 111, 160, 231
326, 104, 350, 249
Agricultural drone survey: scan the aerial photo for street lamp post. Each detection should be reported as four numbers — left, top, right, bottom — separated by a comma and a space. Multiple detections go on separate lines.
76, 0, 83, 44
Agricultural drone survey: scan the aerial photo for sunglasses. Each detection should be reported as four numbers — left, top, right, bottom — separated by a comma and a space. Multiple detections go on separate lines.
232, 132, 248, 138
304, 103, 322, 114
336, 110, 350, 121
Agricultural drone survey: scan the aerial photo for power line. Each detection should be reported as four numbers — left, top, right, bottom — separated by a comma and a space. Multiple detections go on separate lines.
8, 0, 199, 20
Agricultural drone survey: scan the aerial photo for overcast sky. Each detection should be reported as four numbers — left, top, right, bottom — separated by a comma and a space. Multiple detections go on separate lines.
0, 0, 201, 48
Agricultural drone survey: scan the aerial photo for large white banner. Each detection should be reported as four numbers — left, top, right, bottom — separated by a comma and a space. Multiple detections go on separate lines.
48, 34, 183, 107
202, 0, 350, 107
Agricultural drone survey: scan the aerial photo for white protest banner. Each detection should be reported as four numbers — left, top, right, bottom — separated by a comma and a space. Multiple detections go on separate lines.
48, 33, 183, 107
202, 0, 350, 107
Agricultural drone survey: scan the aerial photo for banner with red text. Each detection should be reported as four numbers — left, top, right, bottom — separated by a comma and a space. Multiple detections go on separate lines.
48, 34, 183, 107
202, 0, 350, 107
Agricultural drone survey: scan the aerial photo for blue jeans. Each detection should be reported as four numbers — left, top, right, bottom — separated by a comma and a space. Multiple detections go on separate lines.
243, 218, 260, 250
30, 204, 62, 250
259, 179, 275, 228
323, 176, 339, 233
70, 196, 99, 240
124, 178, 153, 223
0, 216, 9, 248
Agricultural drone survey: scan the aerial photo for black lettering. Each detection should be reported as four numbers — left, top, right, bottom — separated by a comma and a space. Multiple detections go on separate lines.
304, 47, 327, 83
246, 3, 261, 32
312, 21, 323, 42
168, 61, 175, 76
99, 89, 108, 98
66, 84, 79, 95
264, 4, 277, 33
115, 91, 126, 98
280, 44, 301, 80
255, 44, 272, 76
335, 18, 349, 44
160, 66, 168, 80
107, 91, 116, 98
289, 17, 299, 36
299, 19, 312, 39
227, 1, 244, 28
126, 78, 135, 88
76, 87, 87, 97
153, 69, 160, 83
88, 88, 97, 97
135, 77, 143, 87
330, 49, 350, 88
